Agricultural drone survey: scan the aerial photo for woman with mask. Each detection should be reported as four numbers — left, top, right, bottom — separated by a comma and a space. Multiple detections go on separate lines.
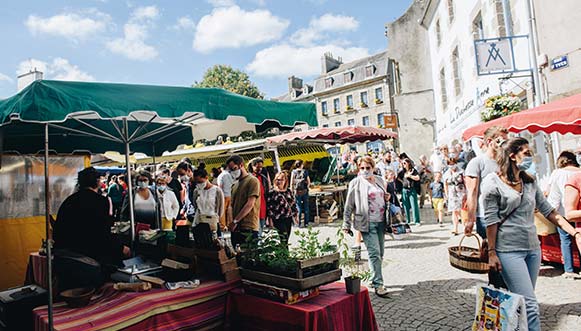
267, 171, 298, 245
155, 175, 180, 230
192, 168, 225, 232
342, 156, 390, 298
483, 137, 581, 331
443, 158, 466, 235
120, 170, 161, 229
397, 158, 421, 225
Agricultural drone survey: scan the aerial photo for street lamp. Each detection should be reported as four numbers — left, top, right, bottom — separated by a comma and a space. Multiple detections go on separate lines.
413, 117, 437, 143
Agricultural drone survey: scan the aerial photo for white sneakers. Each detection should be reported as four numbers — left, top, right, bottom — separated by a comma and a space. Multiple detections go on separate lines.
374, 285, 390, 298
562, 272, 581, 280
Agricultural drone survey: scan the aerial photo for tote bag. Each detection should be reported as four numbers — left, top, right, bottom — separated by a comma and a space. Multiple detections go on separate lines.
472, 284, 527, 331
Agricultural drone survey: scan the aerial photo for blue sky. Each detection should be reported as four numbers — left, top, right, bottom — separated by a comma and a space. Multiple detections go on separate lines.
0, 0, 413, 99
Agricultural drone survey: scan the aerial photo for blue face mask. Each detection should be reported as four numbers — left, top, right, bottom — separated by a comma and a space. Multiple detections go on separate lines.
576, 154, 581, 166
137, 181, 149, 189
518, 156, 533, 171
157, 185, 167, 192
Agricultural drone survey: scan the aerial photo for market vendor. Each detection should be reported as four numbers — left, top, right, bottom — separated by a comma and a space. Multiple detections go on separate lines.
120, 170, 162, 229
53, 167, 129, 290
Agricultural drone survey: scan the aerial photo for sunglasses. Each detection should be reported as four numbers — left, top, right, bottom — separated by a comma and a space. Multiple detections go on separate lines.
359, 166, 372, 170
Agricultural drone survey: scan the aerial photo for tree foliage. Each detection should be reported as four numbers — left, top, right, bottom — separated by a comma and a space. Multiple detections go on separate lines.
194, 65, 263, 99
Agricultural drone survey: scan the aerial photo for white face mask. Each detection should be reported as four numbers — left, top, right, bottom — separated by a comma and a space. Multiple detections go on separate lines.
230, 169, 241, 180
137, 181, 149, 189
157, 185, 167, 192
359, 169, 373, 178
196, 182, 206, 190
180, 175, 189, 183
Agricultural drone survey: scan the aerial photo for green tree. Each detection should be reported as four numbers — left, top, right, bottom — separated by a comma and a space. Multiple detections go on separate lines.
194, 65, 263, 99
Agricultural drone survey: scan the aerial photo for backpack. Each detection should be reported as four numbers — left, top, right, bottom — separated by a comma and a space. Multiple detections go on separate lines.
294, 169, 309, 191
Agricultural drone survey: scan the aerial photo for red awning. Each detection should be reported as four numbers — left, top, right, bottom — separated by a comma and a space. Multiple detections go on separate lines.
463, 93, 581, 140
267, 126, 398, 145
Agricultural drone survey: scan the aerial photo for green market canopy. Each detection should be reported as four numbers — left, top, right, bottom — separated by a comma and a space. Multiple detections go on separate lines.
0, 80, 317, 155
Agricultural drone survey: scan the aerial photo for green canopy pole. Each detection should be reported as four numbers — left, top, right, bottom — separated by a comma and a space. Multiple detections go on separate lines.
44, 123, 54, 331
123, 118, 136, 252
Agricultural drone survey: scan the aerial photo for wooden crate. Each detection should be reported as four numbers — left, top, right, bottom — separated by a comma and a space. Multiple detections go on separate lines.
193, 248, 228, 263
224, 268, 241, 282
240, 268, 341, 291
296, 252, 339, 278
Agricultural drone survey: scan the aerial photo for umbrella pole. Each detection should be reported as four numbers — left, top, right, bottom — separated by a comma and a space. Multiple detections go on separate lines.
123, 119, 136, 253
44, 123, 54, 331
272, 146, 282, 173
335, 144, 341, 185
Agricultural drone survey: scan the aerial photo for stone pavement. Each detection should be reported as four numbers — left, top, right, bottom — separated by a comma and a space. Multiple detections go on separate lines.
290, 207, 581, 331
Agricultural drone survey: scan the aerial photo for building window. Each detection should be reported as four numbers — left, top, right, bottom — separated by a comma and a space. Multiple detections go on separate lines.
439, 67, 448, 111
377, 113, 386, 127
321, 101, 328, 116
365, 65, 375, 77
436, 19, 442, 46
325, 77, 334, 88
346, 95, 354, 109
494, 0, 511, 37
472, 12, 483, 39
344, 72, 353, 83
447, 0, 454, 24
333, 98, 340, 113
347, 118, 355, 126
334, 121, 342, 127
360, 91, 368, 107
322, 123, 329, 128
374, 87, 383, 104
452, 47, 461, 97
362, 116, 370, 126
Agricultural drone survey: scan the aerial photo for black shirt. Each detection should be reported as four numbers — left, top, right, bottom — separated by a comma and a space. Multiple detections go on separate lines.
54, 189, 122, 266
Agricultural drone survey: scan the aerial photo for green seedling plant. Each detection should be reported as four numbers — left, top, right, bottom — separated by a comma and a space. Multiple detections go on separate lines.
336, 228, 372, 282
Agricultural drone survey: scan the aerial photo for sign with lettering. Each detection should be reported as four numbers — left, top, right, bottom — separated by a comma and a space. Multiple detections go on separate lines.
475, 38, 515, 75
449, 86, 491, 128
383, 114, 398, 129
550, 55, 569, 71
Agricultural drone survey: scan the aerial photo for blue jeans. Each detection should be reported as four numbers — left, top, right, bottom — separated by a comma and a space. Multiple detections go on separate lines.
497, 249, 541, 331
361, 221, 385, 288
558, 225, 575, 273
296, 192, 310, 225
476, 217, 487, 239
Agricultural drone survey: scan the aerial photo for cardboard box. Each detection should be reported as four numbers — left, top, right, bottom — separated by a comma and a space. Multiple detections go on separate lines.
241, 280, 319, 304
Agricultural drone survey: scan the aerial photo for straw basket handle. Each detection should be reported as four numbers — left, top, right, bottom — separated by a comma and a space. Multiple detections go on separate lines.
457, 233, 483, 252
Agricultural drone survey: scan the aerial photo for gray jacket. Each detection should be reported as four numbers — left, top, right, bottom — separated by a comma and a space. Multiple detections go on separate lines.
342, 175, 386, 233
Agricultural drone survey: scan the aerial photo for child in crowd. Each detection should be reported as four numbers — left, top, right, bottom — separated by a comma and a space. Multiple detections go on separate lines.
429, 172, 445, 226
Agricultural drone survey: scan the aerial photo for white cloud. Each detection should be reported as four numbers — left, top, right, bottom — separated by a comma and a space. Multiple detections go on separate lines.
0, 73, 13, 83
193, 6, 289, 53
25, 9, 111, 41
206, 0, 236, 7
173, 16, 196, 31
106, 6, 159, 61
17, 58, 95, 81
310, 14, 359, 32
246, 43, 369, 77
290, 13, 359, 46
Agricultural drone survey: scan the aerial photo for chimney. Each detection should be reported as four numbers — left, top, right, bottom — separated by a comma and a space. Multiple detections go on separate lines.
321, 52, 343, 74
17, 69, 43, 92
287, 76, 303, 93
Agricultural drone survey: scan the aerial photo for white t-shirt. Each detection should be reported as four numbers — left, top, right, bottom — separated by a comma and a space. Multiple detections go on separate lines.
547, 168, 581, 214
217, 171, 234, 197
430, 152, 444, 173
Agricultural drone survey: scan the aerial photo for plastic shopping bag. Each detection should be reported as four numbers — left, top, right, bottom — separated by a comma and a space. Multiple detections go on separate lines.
472, 284, 527, 331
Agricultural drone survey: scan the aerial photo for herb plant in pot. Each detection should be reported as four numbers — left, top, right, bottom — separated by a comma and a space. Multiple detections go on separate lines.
337, 229, 371, 294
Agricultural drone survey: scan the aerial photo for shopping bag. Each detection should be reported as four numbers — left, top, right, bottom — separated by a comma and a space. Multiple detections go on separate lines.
472, 284, 527, 331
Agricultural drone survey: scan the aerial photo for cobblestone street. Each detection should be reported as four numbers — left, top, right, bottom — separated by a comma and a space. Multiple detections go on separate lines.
291, 207, 581, 331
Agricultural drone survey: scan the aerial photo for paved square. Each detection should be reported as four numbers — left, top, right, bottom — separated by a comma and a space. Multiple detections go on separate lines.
290, 208, 581, 331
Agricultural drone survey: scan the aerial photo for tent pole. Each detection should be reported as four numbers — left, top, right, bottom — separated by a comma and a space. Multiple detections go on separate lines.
336, 144, 341, 185
272, 146, 282, 173
44, 123, 54, 331
152, 144, 157, 173
123, 118, 136, 252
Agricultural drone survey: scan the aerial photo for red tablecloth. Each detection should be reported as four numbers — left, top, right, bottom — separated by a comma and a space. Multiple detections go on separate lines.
227, 282, 378, 331
25, 252, 50, 289
33, 280, 240, 331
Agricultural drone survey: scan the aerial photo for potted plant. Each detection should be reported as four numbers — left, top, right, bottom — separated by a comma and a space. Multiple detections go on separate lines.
336, 229, 371, 294
481, 93, 522, 122
374, 98, 383, 105
346, 105, 353, 112
359, 102, 368, 108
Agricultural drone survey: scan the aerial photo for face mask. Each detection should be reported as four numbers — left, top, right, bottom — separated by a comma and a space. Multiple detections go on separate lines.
157, 185, 167, 192
230, 169, 241, 180
577, 154, 581, 166
359, 169, 373, 178
435, 150, 441, 156
196, 182, 206, 190
180, 175, 189, 183
137, 181, 149, 189
517, 156, 533, 171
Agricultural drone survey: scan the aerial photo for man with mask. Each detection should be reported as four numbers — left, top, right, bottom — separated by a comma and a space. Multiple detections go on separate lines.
377, 152, 396, 178
227, 154, 260, 247
176, 162, 196, 222
464, 125, 508, 287
250, 157, 271, 236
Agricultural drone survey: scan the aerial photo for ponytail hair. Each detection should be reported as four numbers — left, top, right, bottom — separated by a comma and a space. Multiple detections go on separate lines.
495, 137, 535, 184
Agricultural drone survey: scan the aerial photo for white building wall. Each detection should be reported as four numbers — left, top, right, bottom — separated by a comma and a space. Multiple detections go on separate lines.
425, 0, 532, 146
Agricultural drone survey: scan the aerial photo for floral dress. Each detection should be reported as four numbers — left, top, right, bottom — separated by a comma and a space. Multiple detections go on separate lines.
444, 169, 466, 211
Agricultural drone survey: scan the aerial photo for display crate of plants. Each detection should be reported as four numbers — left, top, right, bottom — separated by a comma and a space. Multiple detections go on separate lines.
239, 228, 341, 291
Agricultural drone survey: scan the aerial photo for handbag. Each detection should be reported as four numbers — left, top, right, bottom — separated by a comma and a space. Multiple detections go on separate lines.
473, 284, 527, 331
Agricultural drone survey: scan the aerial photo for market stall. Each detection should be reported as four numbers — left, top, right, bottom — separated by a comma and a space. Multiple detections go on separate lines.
462, 93, 581, 268
267, 126, 398, 224
0, 79, 317, 330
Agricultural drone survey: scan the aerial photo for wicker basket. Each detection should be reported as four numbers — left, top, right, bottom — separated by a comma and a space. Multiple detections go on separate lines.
448, 234, 489, 274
